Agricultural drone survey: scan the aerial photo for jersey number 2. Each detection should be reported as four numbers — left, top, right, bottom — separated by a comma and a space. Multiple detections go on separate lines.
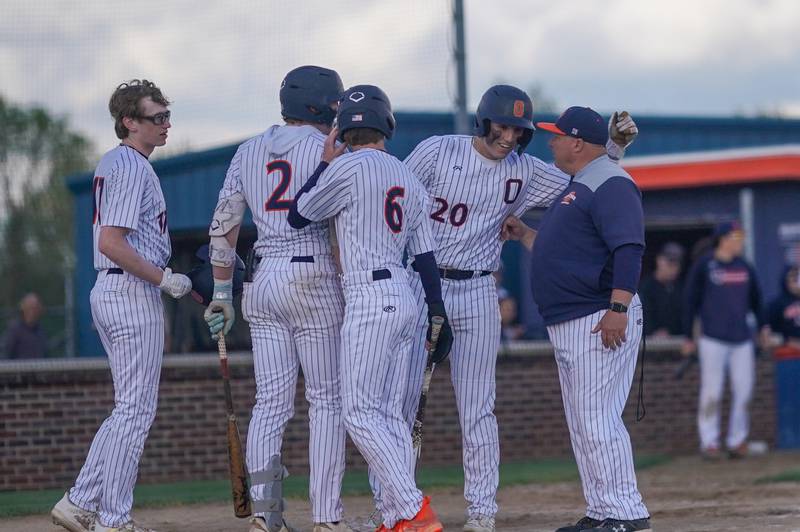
264, 160, 293, 211
384, 187, 405, 233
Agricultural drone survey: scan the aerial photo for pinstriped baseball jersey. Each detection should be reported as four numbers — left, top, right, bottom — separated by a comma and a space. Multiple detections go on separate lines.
92, 144, 170, 270
296, 148, 435, 271
217, 125, 334, 258
403, 135, 570, 271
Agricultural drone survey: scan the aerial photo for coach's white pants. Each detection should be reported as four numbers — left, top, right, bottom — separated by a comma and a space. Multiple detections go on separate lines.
242, 256, 346, 523
547, 296, 649, 522
370, 272, 501, 519
70, 271, 164, 527
341, 268, 423, 528
697, 336, 755, 451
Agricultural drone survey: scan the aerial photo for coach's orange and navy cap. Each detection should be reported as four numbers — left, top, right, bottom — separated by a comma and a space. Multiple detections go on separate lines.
536, 106, 608, 145
714, 220, 744, 239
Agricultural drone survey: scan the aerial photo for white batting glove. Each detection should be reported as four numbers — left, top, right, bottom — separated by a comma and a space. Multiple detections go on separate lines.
609, 111, 639, 148
159, 267, 193, 299
203, 279, 235, 341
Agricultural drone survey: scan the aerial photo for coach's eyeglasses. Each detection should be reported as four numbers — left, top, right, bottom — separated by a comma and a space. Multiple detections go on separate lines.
140, 111, 171, 125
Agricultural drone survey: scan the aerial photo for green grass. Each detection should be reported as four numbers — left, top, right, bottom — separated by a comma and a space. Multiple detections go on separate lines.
0, 455, 670, 518
755, 469, 800, 484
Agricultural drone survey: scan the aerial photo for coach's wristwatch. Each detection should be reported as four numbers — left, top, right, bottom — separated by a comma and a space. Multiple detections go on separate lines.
609, 301, 628, 313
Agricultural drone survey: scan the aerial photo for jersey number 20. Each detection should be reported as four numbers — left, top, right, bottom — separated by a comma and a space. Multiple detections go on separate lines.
384, 186, 405, 233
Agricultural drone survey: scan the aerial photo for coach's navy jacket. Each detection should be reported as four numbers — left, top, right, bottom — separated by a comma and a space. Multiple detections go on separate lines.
531, 155, 644, 326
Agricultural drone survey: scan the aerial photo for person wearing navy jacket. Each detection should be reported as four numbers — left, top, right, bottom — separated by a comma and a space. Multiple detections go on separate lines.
682, 221, 770, 460
501, 106, 651, 532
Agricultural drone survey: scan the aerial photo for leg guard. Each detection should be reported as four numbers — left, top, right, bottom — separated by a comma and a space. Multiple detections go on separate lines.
250, 455, 292, 532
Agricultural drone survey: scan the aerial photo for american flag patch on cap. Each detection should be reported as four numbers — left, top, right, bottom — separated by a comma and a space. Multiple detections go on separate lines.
352, 114, 363, 122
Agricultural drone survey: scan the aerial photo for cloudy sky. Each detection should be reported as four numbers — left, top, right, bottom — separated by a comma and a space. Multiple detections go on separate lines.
2, 0, 799, 155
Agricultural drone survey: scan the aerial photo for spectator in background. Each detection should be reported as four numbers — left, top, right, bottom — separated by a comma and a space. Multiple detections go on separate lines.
2, 293, 47, 359
499, 295, 526, 344
682, 221, 770, 459
639, 242, 685, 337
769, 264, 800, 357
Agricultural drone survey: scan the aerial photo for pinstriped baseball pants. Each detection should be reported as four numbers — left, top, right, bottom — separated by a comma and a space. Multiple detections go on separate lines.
341, 268, 423, 528
547, 295, 649, 521
370, 272, 501, 519
70, 271, 164, 527
242, 256, 346, 523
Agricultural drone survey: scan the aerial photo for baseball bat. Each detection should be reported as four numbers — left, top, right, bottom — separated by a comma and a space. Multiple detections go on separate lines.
217, 333, 252, 518
673, 354, 698, 380
411, 316, 445, 457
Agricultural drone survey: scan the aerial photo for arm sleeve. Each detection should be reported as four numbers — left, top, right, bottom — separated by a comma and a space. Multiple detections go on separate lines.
291, 161, 350, 227
768, 299, 783, 334
413, 251, 442, 304
287, 161, 330, 229
590, 177, 645, 250
748, 264, 766, 328
683, 259, 706, 337
403, 136, 440, 188
612, 243, 644, 294
514, 156, 571, 215
101, 158, 147, 229
217, 148, 244, 201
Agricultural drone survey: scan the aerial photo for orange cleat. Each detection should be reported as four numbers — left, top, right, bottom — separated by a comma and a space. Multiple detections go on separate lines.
392, 496, 443, 532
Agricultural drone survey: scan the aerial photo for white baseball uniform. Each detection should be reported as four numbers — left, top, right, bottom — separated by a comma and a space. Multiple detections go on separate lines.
393, 135, 571, 519
295, 147, 436, 528
70, 144, 170, 527
216, 124, 347, 523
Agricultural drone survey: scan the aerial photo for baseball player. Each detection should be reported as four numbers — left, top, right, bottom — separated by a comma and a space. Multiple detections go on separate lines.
375, 85, 638, 532
503, 106, 651, 532
288, 84, 453, 532
203, 66, 353, 532
682, 221, 770, 459
51, 80, 192, 532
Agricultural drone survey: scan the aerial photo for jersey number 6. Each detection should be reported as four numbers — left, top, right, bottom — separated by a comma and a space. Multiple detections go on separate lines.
384, 186, 405, 233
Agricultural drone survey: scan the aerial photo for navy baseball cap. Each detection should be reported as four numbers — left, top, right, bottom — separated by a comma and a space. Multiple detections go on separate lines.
714, 220, 743, 238
536, 106, 608, 145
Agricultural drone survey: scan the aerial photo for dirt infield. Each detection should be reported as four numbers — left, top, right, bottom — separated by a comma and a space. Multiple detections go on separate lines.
5, 451, 799, 532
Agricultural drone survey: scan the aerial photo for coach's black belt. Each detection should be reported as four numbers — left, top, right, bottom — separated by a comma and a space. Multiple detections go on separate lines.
372, 269, 392, 281
107, 268, 123, 275
290, 256, 314, 263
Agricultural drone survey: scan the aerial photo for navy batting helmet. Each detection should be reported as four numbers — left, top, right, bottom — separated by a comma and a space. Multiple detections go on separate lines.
280, 65, 344, 126
186, 244, 245, 306
473, 85, 535, 153
336, 85, 396, 141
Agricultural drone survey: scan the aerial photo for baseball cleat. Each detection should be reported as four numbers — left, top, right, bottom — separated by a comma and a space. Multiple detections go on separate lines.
50, 492, 96, 532
464, 514, 495, 531
392, 496, 443, 532
94, 520, 158, 531
249, 516, 297, 532
313, 522, 354, 532
555, 516, 603, 532
584, 517, 651, 532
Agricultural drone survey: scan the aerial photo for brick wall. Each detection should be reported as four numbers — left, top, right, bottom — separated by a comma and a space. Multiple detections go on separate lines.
0, 343, 777, 491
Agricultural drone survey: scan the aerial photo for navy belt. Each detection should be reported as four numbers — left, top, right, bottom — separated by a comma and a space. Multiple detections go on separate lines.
107, 268, 123, 275
412, 262, 492, 280
372, 269, 391, 281
290, 256, 314, 263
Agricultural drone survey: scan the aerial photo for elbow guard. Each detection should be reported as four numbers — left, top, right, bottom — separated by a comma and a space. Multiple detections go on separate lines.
209, 192, 246, 267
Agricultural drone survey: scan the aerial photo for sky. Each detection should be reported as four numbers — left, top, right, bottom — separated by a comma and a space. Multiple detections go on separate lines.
2, 0, 799, 156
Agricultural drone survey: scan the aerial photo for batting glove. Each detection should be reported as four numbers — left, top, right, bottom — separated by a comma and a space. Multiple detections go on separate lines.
159, 268, 193, 299
609, 111, 639, 148
426, 301, 454, 364
204, 279, 235, 340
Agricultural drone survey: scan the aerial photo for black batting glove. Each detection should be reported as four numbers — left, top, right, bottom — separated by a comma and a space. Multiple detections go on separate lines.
426, 301, 453, 364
